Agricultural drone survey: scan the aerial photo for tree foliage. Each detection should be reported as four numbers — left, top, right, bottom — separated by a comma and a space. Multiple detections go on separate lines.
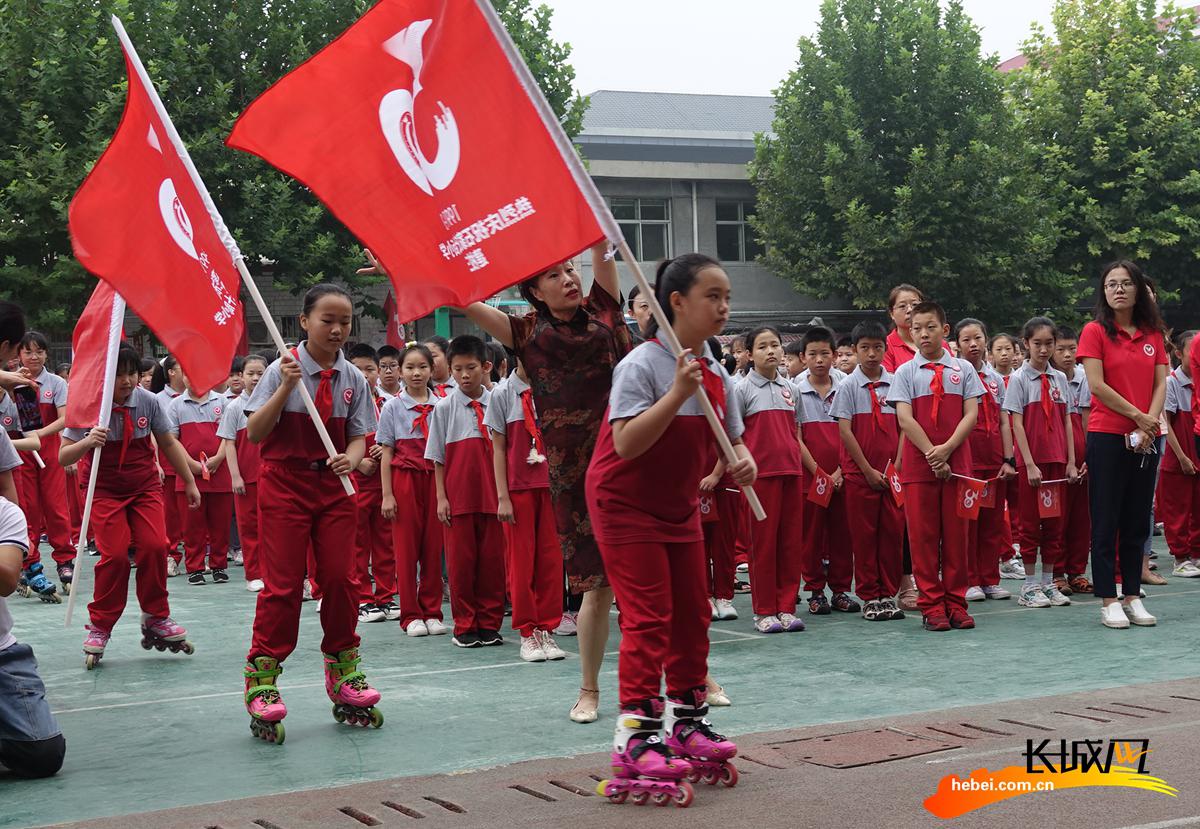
0, 0, 586, 331
751, 0, 1069, 327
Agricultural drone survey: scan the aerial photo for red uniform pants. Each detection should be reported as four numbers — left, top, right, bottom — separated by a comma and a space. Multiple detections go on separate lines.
904, 480, 969, 615
748, 476, 804, 615
354, 487, 395, 605
391, 469, 443, 627
182, 491, 233, 574
65, 468, 83, 543
703, 488, 738, 601
16, 452, 73, 566
503, 489, 563, 637
967, 476, 1006, 588
846, 479, 904, 602
1001, 478, 1019, 563
601, 538, 709, 706
733, 495, 751, 566
163, 474, 183, 560
247, 464, 360, 662
1059, 478, 1091, 577
1157, 471, 1200, 560
443, 512, 505, 636
235, 484, 261, 582
1014, 463, 1066, 573
87, 489, 170, 632
801, 476, 852, 593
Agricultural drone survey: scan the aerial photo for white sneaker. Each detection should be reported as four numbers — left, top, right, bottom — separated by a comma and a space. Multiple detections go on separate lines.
246, 578, 265, 593
999, 558, 1026, 579
231, 548, 244, 566
537, 630, 567, 660
520, 635, 547, 662
166, 558, 180, 578
358, 603, 385, 623
709, 597, 720, 620
554, 611, 578, 636
1125, 598, 1156, 626
736, 562, 749, 573
1172, 559, 1200, 578
965, 586, 986, 602
302, 578, 314, 602
1018, 585, 1051, 607
315, 597, 323, 612
424, 618, 447, 636
405, 619, 429, 637
714, 598, 738, 620
777, 612, 806, 632
379, 601, 401, 621
982, 584, 1011, 600
1101, 602, 1130, 629
754, 614, 784, 633
1043, 584, 1072, 606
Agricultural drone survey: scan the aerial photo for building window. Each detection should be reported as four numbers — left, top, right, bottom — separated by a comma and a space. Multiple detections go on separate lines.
279, 315, 301, 342
715, 200, 763, 263
610, 198, 671, 261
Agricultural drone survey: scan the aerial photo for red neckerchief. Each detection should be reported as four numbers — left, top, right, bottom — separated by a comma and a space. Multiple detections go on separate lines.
469, 399, 492, 448
117, 405, 133, 468
1039, 371, 1055, 433
977, 370, 997, 434
291, 347, 335, 423
924, 361, 945, 421
519, 388, 546, 461
866, 381, 885, 430
651, 339, 725, 425
411, 403, 434, 438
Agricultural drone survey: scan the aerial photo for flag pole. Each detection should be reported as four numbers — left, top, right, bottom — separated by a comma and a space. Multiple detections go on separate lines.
473, 0, 765, 521
63, 291, 126, 627
110, 15, 354, 497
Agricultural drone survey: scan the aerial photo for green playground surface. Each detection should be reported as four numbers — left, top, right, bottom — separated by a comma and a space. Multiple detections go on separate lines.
5, 536, 1200, 829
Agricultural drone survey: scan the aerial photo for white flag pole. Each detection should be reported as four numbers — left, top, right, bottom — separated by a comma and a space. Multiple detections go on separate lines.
63, 291, 126, 627
473, 0, 765, 521
110, 15, 355, 497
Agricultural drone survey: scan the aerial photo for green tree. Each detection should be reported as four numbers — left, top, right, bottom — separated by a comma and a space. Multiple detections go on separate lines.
0, 0, 587, 331
751, 0, 1068, 327
1007, 0, 1200, 319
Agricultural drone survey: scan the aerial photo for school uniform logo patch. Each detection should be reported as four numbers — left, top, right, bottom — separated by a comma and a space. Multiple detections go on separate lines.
1, 416, 11, 427
137, 416, 149, 429
949, 372, 961, 386
213, 405, 223, 417
43, 389, 53, 400
343, 388, 354, 405
987, 380, 999, 394
1144, 343, 1156, 357
1050, 387, 1063, 403
781, 386, 793, 403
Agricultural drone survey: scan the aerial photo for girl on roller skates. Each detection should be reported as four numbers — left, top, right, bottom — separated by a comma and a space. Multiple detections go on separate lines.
586, 254, 755, 807
241, 285, 382, 745
60, 347, 201, 669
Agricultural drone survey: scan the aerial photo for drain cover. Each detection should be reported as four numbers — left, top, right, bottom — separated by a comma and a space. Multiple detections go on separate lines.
760, 728, 960, 769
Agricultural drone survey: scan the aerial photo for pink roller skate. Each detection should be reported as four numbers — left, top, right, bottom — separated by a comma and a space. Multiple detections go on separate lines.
83, 625, 110, 670
140, 615, 195, 656
324, 647, 383, 728
596, 700, 695, 807
664, 687, 739, 788
245, 656, 287, 744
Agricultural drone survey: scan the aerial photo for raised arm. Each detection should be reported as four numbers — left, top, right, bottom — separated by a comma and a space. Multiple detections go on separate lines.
590, 240, 620, 302
460, 303, 515, 349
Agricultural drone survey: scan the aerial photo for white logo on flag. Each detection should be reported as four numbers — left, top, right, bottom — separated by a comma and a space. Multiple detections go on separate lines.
1041, 488, 1053, 509
380, 20, 460, 197
158, 179, 198, 260
962, 488, 978, 509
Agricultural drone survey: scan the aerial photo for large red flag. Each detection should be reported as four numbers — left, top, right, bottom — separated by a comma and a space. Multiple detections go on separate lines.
64, 282, 125, 430
227, 0, 606, 322
69, 29, 244, 394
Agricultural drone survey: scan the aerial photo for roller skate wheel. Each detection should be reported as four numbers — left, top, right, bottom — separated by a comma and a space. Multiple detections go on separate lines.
62, 582, 71, 595
720, 762, 739, 787
140, 638, 151, 650
154, 643, 166, 652
701, 769, 718, 785
180, 642, 195, 655
369, 708, 384, 729
653, 792, 671, 806
332, 705, 346, 723
673, 782, 695, 808
273, 722, 285, 745
685, 768, 700, 783
84, 654, 100, 670
631, 791, 649, 806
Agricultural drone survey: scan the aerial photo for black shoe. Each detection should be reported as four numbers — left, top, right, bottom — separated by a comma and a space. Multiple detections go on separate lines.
211, 569, 229, 584
831, 592, 861, 613
478, 629, 504, 646
187, 572, 206, 586
452, 631, 482, 648
807, 591, 831, 615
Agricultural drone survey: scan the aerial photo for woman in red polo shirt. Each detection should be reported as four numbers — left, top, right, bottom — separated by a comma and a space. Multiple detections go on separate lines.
1077, 260, 1167, 630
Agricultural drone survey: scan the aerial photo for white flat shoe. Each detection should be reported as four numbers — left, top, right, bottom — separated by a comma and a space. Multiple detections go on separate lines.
706, 682, 731, 707
1125, 598, 1156, 626
1101, 603, 1130, 629
569, 688, 599, 723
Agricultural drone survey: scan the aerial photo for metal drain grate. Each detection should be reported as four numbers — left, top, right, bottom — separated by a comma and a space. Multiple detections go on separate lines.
381, 801, 425, 819
760, 728, 960, 769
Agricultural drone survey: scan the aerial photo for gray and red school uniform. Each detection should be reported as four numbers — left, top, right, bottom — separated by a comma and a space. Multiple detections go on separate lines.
963, 363, 1008, 588
887, 352, 984, 616
63, 387, 174, 631
829, 366, 903, 603
353, 388, 395, 607
424, 386, 504, 637
14, 369, 71, 567
795, 374, 852, 595
733, 369, 804, 616
1158, 367, 1200, 563
1060, 365, 1092, 579
244, 345, 377, 663
1002, 362, 1074, 574
217, 393, 262, 584
0, 394, 24, 506
155, 388, 185, 561
586, 340, 743, 706
485, 374, 562, 638
168, 392, 234, 575
376, 390, 441, 628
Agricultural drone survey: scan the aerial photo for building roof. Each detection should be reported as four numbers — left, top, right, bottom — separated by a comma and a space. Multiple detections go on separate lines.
580, 90, 775, 141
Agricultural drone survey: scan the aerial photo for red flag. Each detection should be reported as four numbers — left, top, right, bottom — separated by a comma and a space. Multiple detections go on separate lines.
69, 28, 244, 395
884, 459, 904, 508
808, 470, 834, 508
227, 0, 606, 323
383, 291, 406, 349
979, 479, 997, 509
955, 477, 985, 520
65, 282, 124, 430
1036, 483, 1063, 519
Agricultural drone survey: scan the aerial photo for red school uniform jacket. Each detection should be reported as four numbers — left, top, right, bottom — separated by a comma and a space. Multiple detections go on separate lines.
965, 362, 1006, 474
1163, 367, 1198, 473
732, 370, 802, 478
62, 387, 168, 498
169, 392, 232, 493
794, 374, 840, 473
216, 393, 261, 485
375, 390, 435, 472
1001, 362, 1073, 467
483, 374, 550, 492
886, 352, 985, 484
586, 340, 744, 546
423, 386, 497, 516
828, 366, 900, 479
